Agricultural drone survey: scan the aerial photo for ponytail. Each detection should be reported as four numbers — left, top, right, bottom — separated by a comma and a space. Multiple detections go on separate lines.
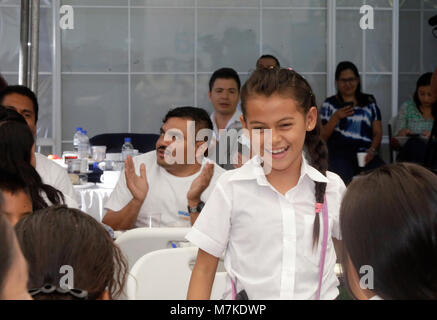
305, 119, 328, 249
0, 120, 65, 210
17, 162, 64, 210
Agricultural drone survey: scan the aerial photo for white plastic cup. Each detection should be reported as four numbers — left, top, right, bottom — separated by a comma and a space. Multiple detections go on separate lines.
100, 171, 121, 187
145, 213, 162, 228
357, 152, 367, 168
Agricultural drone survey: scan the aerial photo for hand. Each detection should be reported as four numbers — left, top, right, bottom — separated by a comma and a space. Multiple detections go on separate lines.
365, 151, 375, 165
125, 155, 148, 202
422, 130, 431, 138
334, 106, 354, 120
397, 128, 412, 137
187, 162, 215, 204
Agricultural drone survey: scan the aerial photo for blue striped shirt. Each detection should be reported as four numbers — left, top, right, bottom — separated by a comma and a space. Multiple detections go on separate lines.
320, 95, 381, 149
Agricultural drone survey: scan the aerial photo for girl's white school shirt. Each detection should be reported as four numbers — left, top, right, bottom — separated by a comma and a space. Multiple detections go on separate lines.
186, 155, 346, 300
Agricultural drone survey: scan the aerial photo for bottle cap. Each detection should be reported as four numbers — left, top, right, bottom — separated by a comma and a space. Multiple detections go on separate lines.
76, 127, 82, 132
124, 137, 132, 143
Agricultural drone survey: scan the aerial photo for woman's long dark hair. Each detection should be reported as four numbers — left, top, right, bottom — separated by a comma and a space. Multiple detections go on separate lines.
340, 163, 437, 300
15, 205, 128, 300
0, 117, 64, 210
335, 61, 373, 107
413, 72, 437, 119
241, 67, 328, 249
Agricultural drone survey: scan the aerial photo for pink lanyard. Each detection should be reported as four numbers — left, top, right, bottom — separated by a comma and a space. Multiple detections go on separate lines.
231, 196, 329, 300
316, 196, 329, 300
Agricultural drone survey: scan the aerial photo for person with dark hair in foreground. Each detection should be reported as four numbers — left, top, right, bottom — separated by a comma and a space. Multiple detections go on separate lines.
0, 87, 77, 207
103, 106, 225, 229
340, 163, 437, 300
15, 205, 127, 300
0, 212, 31, 300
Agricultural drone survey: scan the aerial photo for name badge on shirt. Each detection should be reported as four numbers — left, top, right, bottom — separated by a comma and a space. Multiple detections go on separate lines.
178, 210, 190, 221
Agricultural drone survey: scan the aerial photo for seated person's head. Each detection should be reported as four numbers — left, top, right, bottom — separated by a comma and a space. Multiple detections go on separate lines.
157, 106, 213, 169
0, 171, 32, 226
0, 85, 39, 137
256, 54, 280, 70
413, 72, 437, 112
340, 163, 437, 300
14, 205, 128, 300
0, 211, 31, 300
208, 68, 241, 116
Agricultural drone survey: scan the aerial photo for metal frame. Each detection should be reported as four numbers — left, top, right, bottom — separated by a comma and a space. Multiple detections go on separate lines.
29, 0, 40, 94
18, 0, 29, 86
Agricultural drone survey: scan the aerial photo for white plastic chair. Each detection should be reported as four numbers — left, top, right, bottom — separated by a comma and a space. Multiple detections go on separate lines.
126, 247, 227, 300
114, 227, 191, 270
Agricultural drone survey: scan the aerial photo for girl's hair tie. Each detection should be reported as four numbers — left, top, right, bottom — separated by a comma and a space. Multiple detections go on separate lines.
315, 203, 323, 214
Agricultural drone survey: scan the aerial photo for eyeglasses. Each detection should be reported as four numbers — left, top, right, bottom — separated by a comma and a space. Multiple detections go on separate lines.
28, 284, 88, 299
338, 77, 358, 84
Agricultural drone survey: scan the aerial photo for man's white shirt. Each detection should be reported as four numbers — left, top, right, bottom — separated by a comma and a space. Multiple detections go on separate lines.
104, 151, 225, 228
35, 152, 78, 208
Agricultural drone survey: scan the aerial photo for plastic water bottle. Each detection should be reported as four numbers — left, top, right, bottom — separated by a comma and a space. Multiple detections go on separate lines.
73, 127, 83, 152
122, 137, 134, 161
78, 129, 90, 159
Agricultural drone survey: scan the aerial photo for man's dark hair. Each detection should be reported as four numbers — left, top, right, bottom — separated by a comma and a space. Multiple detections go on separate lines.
0, 85, 39, 123
163, 106, 213, 132
208, 68, 241, 92
256, 54, 280, 68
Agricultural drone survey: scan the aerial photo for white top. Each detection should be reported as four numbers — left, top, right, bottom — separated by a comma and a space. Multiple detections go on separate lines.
104, 151, 225, 228
35, 153, 78, 208
186, 155, 346, 300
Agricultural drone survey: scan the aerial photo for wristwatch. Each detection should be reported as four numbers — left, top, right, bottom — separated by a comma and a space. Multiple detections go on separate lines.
187, 201, 205, 214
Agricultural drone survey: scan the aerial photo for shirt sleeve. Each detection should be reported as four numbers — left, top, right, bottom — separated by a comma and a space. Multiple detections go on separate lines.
103, 167, 133, 214
53, 166, 79, 208
185, 178, 232, 258
320, 100, 334, 125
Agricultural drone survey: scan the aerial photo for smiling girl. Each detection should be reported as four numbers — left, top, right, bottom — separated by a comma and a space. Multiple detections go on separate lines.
186, 68, 346, 300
